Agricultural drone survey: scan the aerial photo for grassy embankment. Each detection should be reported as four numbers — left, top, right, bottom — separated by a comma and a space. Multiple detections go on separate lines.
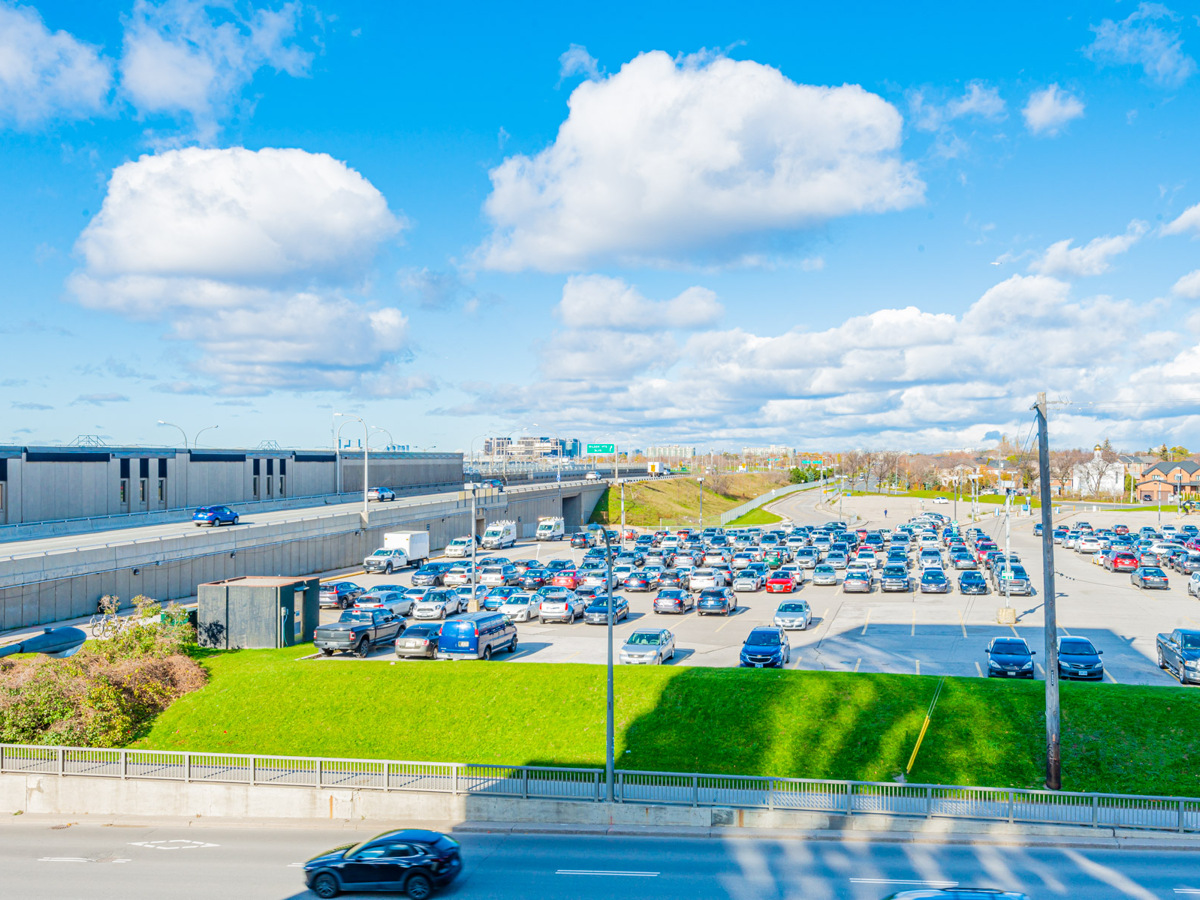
136, 649, 1200, 797
589, 473, 787, 528
725, 507, 783, 526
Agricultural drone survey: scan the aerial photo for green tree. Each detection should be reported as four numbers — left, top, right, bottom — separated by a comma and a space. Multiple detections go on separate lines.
1170, 446, 1190, 461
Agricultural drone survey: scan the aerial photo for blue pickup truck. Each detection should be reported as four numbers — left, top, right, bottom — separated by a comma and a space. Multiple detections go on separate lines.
1156, 628, 1200, 684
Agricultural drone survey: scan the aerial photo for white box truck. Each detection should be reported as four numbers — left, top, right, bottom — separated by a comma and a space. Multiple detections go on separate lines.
481, 520, 517, 550
363, 531, 430, 573
647, 461, 663, 476
535, 516, 565, 541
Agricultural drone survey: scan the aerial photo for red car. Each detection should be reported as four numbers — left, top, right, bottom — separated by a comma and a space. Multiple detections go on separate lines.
1113, 524, 1130, 536
550, 570, 581, 589
975, 543, 998, 564
765, 573, 796, 593
1106, 552, 1138, 572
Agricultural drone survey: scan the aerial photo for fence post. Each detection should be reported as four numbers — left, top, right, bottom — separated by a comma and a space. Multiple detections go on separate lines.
452, 764, 459, 796
251, 757, 257, 787
1008, 790, 1014, 824
693, 775, 699, 808
617, 771, 624, 803
57, 746, 64, 777
767, 777, 774, 812
846, 782, 853, 816
1180, 799, 1186, 834
317, 760, 323, 790
121, 749, 127, 780
186, 753, 191, 784
522, 767, 529, 800
1093, 795, 1099, 827
926, 786, 932, 818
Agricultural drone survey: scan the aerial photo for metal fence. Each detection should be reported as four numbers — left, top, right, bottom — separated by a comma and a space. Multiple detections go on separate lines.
4, 744, 1198, 833
719, 480, 828, 525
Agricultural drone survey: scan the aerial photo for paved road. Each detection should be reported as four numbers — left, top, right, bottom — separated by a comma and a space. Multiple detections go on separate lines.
4, 819, 1199, 899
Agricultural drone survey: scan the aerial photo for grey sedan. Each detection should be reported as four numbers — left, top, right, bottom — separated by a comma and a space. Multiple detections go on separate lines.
619, 628, 676, 665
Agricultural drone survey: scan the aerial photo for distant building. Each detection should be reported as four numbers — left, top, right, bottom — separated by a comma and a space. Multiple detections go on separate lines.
1071, 446, 1126, 496
645, 444, 696, 460
482, 436, 580, 460
1136, 460, 1200, 503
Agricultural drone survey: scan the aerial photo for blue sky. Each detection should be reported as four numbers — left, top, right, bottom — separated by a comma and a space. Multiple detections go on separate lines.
2, 0, 1200, 453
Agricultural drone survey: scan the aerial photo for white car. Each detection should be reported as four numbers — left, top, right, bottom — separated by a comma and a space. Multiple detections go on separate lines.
537, 589, 586, 623
773, 600, 812, 630
411, 589, 465, 620
733, 570, 763, 592
932, 497, 949, 504
619, 628, 676, 665
499, 592, 540, 622
442, 564, 475, 586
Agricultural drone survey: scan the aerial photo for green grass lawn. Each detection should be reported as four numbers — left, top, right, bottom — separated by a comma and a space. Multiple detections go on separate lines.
725, 507, 783, 526
136, 650, 1200, 796
589, 473, 788, 528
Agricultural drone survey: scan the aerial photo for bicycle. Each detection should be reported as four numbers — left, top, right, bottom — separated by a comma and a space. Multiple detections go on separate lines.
89, 596, 121, 638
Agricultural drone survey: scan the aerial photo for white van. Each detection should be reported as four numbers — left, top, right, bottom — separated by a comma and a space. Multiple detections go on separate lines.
481, 520, 518, 550
445, 536, 474, 558
536, 517, 566, 541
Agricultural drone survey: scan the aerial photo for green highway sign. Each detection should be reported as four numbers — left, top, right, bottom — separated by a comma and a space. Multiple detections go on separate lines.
587, 443, 615, 454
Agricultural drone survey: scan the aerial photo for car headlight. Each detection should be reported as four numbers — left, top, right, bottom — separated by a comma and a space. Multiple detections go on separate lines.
1186, 660, 1200, 669
988, 659, 1002, 669
1020, 661, 1033, 670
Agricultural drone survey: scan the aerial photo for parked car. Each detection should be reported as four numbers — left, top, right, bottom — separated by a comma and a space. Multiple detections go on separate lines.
537, 588, 586, 623
772, 600, 811, 630
1105, 551, 1139, 573
319, 581, 365, 610
479, 565, 520, 588
411, 588, 465, 620
498, 592, 540, 622
584, 595, 629, 624
765, 571, 797, 593
480, 586, 516, 611
733, 569, 764, 592
366, 486, 396, 502
623, 571, 654, 592
880, 891, 1030, 900
302, 828, 462, 899
919, 569, 951, 594
879, 565, 910, 592
570, 532, 593, 549
353, 590, 413, 617
811, 564, 838, 586
192, 505, 238, 527
315, 609, 403, 658
739, 627, 790, 668
842, 570, 872, 593
411, 562, 456, 587
394, 623, 443, 659
437, 612, 517, 660
986, 637, 1036, 678
696, 587, 737, 616
1132, 566, 1170, 590
993, 564, 1033, 596
1058, 636, 1104, 680
653, 588, 694, 614
1157, 628, 1200, 684
619, 628, 676, 664
958, 571, 989, 595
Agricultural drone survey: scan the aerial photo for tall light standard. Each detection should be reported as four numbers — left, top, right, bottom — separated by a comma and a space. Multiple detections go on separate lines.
697, 476, 705, 529
587, 522, 616, 802
369, 426, 394, 450
157, 420, 188, 448
468, 481, 480, 612
193, 424, 219, 448
335, 412, 369, 523
334, 417, 360, 495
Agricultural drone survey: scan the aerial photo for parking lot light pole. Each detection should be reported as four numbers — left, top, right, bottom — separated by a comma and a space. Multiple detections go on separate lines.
588, 523, 616, 803
1034, 393, 1062, 791
335, 412, 369, 523
698, 477, 704, 529
469, 483, 479, 612
157, 419, 188, 448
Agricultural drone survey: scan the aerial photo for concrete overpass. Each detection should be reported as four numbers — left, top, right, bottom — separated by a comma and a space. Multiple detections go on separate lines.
0, 479, 609, 631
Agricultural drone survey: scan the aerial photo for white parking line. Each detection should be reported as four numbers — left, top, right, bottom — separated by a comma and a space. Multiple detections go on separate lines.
959, 609, 967, 638
854, 657, 862, 672
850, 879, 957, 887
914, 659, 920, 675
557, 870, 659, 877
1105, 670, 1119, 684
911, 608, 916, 636
1037, 662, 1046, 675
975, 661, 983, 677
861, 609, 872, 635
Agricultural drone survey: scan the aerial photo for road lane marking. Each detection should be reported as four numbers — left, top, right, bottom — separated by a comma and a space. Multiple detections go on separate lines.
915, 659, 921, 675
1037, 663, 1046, 675
850, 879, 958, 887
1106, 670, 1119, 684
911, 608, 916, 636
1009, 625, 1019, 637
1173, 890, 1200, 895
557, 870, 659, 877
854, 657, 862, 672
959, 609, 967, 638
39, 858, 91, 863
861, 609, 872, 635
1060, 626, 1072, 636
127, 840, 218, 850
975, 661, 983, 677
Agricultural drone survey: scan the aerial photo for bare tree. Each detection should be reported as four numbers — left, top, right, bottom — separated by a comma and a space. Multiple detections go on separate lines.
1079, 446, 1122, 498
1048, 449, 1088, 496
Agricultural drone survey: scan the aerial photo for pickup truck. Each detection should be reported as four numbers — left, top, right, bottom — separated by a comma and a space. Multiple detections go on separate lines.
1156, 628, 1200, 684
315, 609, 404, 658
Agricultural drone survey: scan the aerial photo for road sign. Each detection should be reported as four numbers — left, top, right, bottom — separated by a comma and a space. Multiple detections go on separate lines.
587, 443, 615, 454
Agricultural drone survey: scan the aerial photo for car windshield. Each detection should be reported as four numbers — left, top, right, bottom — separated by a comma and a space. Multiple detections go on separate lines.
815, 565, 834, 574
922, 572, 943, 581
1059, 639, 1096, 654
337, 611, 373, 623
777, 603, 807, 613
1182, 635, 1200, 650
747, 631, 781, 646
1143, 568, 1167, 577
626, 632, 663, 646
992, 640, 1028, 654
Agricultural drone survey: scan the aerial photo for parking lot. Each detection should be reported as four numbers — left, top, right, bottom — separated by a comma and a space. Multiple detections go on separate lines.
312, 489, 1198, 686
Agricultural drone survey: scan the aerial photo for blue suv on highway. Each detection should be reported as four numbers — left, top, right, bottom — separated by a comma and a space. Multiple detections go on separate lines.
192, 505, 239, 527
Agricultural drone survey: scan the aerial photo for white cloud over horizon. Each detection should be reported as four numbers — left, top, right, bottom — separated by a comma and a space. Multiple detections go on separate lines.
910, 80, 1006, 132
1086, 2, 1196, 89
1022, 84, 1085, 136
479, 50, 924, 272
69, 146, 417, 396
555, 275, 722, 331
0, 1, 112, 128
1029, 220, 1148, 277
1163, 202, 1200, 236
1173, 269, 1200, 298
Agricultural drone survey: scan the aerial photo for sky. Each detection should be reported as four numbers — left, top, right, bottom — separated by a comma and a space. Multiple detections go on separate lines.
2, 0, 1200, 454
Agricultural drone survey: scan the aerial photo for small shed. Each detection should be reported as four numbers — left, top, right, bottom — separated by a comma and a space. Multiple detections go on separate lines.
197, 575, 319, 649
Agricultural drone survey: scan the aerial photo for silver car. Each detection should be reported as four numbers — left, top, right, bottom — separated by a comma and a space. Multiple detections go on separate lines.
537, 588, 585, 623
811, 564, 838, 586
773, 600, 812, 630
498, 592, 540, 622
619, 628, 676, 665
411, 588, 465, 620
733, 570, 763, 592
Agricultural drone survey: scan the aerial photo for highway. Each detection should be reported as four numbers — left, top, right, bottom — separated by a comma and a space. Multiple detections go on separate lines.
3, 819, 1199, 899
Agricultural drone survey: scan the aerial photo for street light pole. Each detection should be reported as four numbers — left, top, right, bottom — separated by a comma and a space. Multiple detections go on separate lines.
193, 424, 219, 448
157, 420, 188, 448
697, 477, 705, 529
1034, 393, 1062, 791
335, 412, 369, 523
469, 483, 479, 612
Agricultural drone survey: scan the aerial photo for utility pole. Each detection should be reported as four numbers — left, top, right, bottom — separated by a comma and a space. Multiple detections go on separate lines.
620, 480, 626, 548
469, 483, 479, 612
698, 477, 704, 528
1035, 392, 1062, 791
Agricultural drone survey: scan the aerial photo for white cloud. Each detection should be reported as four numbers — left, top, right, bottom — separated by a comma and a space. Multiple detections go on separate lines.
120, 0, 312, 141
69, 147, 414, 395
911, 80, 1006, 131
445, 275, 1155, 449
1029, 220, 1148, 277
479, 50, 923, 271
1163, 202, 1200, 236
1086, 2, 1196, 89
556, 275, 722, 331
1173, 269, 1200, 298
1022, 84, 1084, 136
558, 43, 600, 81
0, 1, 112, 128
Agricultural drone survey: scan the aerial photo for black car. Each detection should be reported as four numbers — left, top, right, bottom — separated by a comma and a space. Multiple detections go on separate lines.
739, 626, 790, 668
570, 532, 591, 549
697, 587, 737, 616
303, 829, 462, 898
520, 569, 548, 590
986, 637, 1036, 678
958, 570, 989, 594
584, 594, 629, 624
1058, 636, 1104, 680
658, 570, 686, 589
319, 581, 365, 610
510, 558, 537, 574
410, 562, 456, 587
1131, 566, 1169, 589
653, 588, 694, 613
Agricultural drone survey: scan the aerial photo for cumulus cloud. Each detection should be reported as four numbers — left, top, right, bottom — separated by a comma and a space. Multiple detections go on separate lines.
1163, 202, 1200, 236
0, 1, 112, 128
444, 275, 1154, 449
1029, 220, 1148, 277
1173, 269, 1200, 298
558, 43, 600, 81
1022, 84, 1084, 136
479, 50, 923, 271
11, 401, 53, 410
1086, 2, 1196, 89
120, 0, 312, 141
69, 147, 415, 395
556, 275, 722, 331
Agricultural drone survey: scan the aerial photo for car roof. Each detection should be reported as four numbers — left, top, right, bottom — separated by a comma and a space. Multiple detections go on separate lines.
370, 829, 446, 844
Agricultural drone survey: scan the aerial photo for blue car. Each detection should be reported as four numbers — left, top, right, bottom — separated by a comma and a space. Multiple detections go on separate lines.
1058, 636, 1104, 680
739, 627, 790, 668
192, 505, 238, 527
986, 637, 1036, 678
958, 571, 989, 595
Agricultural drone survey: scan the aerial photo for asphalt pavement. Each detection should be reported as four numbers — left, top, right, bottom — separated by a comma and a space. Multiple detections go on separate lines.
5, 818, 1200, 899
